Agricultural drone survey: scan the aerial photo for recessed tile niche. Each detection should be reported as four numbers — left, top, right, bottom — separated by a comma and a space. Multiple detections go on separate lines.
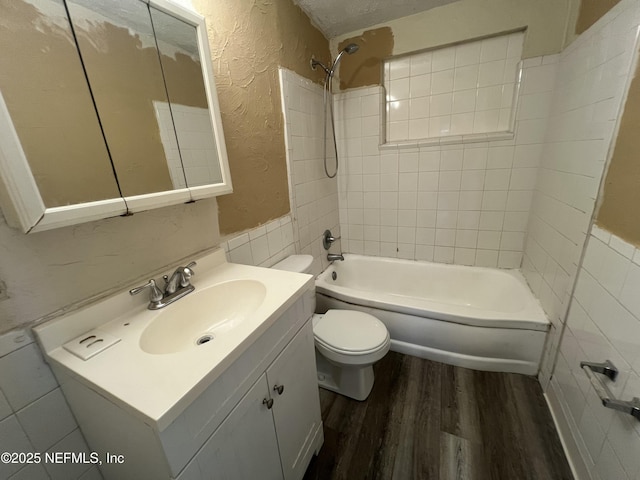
384, 31, 524, 144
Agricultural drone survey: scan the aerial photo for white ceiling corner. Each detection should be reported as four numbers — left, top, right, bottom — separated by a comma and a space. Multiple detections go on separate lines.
294, 0, 460, 38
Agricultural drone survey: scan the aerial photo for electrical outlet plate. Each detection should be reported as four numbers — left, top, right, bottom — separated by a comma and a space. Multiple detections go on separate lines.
63, 329, 120, 361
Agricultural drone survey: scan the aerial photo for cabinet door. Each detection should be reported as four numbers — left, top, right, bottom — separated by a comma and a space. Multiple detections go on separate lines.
267, 321, 322, 480
191, 374, 283, 480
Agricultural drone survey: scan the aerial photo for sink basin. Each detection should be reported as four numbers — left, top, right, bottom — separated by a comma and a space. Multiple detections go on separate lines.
139, 280, 267, 354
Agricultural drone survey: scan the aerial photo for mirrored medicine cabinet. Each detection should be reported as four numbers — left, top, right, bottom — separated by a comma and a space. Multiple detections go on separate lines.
0, 0, 231, 233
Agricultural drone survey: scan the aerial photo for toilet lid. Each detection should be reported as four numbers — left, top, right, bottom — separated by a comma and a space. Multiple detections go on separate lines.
314, 310, 389, 353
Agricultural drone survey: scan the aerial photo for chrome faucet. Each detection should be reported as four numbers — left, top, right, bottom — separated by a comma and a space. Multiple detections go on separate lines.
130, 261, 197, 310
324, 230, 344, 262
323, 229, 341, 250
163, 261, 196, 295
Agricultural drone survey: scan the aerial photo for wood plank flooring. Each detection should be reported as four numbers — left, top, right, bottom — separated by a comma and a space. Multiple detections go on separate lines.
303, 352, 573, 480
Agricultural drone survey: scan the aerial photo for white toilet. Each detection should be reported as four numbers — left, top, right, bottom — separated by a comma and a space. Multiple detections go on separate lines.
272, 255, 390, 401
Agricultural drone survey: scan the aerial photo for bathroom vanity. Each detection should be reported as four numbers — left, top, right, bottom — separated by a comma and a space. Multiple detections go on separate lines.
34, 249, 323, 480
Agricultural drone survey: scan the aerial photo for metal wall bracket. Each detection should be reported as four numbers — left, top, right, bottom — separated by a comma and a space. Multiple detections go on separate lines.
581, 359, 640, 421
580, 360, 618, 380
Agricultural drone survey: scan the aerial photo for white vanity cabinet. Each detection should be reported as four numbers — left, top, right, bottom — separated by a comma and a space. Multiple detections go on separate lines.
51, 288, 323, 480
179, 374, 283, 480
179, 320, 321, 480
267, 319, 323, 480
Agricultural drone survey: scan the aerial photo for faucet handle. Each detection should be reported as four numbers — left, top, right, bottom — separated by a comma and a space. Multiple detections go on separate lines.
129, 279, 163, 303
184, 261, 197, 277
180, 261, 197, 288
323, 230, 341, 250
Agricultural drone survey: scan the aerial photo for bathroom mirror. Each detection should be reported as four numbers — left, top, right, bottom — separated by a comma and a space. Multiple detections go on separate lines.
66, 0, 180, 198
149, 5, 224, 189
0, 0, 231, 233
0, 0, 124, 208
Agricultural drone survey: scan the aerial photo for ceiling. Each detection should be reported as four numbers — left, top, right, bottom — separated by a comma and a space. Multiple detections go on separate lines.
293, 0, 459, 38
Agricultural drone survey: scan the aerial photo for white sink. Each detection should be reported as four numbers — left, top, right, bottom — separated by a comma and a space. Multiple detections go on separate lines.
34, 248, 314, 429
139, 280, 267, 354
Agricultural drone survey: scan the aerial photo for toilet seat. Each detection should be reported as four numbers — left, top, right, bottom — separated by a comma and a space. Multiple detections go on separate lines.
313, 310, 390, 355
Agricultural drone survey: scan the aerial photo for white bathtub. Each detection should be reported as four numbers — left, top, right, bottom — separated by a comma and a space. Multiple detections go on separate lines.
315, 254, 549, 375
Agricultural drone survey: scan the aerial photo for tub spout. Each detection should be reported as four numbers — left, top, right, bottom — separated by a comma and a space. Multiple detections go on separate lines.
327, 253, 344, 262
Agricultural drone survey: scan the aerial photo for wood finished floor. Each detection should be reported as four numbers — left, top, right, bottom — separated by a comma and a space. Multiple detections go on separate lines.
303, 352, 573, 480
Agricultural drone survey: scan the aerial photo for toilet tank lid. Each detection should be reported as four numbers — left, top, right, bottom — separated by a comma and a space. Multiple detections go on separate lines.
271, 255, 313, 274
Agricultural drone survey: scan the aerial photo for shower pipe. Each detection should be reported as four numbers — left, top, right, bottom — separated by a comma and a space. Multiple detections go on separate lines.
311, 43, 359, 178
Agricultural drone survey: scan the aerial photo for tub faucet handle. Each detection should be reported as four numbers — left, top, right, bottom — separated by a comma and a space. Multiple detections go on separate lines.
323, 229, 341, 250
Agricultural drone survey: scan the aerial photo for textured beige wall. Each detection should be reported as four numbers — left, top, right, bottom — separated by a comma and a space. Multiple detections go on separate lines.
332, 0, 580, 89
338, 28, 394, 90
575, 0, 621, 34
192, 0, 329, 235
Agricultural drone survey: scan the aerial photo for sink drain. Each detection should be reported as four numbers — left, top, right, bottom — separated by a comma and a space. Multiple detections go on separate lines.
196, 334, 214, 345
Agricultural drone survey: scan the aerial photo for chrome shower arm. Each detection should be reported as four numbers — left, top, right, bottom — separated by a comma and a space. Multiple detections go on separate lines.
311, 58, 331, 75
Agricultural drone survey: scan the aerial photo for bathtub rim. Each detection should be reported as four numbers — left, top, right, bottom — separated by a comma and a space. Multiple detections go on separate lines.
316, 254, 549, 333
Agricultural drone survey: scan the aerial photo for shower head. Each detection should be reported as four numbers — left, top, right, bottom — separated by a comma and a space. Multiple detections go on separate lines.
310, 43, 360, 78
343, 43, 359, 54
329, 42, 359, 76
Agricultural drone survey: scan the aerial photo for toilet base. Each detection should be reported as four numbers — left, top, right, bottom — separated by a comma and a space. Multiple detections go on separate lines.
315, 350, 375, 401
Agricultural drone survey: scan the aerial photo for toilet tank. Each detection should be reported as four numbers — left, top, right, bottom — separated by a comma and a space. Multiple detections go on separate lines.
271, 255, 313, 274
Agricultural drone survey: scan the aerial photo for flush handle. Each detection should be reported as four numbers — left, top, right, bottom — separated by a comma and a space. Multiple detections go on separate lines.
263, 397, 274, 409
273, 384, 284, 395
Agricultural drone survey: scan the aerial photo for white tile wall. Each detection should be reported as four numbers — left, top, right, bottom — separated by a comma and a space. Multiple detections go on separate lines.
171, 104, 222, 187
155, 102, 185, 188
552, 227, 640, 480
0, 330, 101, 480
384, 31, 524, 142
279, 69, 341, 274
45, 430, 97, 480
335, 54, 557, 268
154, 102, 222, 189
521, 0, 640, 385
221, 215, 296, 268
